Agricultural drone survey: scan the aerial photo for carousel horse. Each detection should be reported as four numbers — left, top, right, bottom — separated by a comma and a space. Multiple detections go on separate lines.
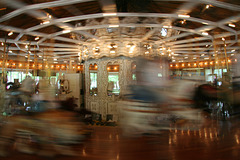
3, 77, 38, 115
118, 80, 205, 136
193, 83, 235, 119
0, 99, 92, 157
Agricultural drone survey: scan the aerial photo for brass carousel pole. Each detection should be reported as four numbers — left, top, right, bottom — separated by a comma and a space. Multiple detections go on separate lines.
33, 45, 37, 80
222, 39, 229, 71
0, 36, 9, 114
0, 37, 6, 114
26, 43, 31, 75
213, 40, 219, 82
1, 37, 7, 84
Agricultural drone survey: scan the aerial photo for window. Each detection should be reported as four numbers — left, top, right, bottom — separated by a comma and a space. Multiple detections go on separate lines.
132, 73, 136, 81
90, 72, 97, 89
7, 71, 33, 83
89, 63, 98, 96
214, 69, 222, 78
108, 72, 120, 95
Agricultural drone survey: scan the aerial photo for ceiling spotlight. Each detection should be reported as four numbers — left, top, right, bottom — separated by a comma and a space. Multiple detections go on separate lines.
8, 32, 13, 36
180, 20, 186, 24
62, 30, 71, 33
103, 13, 117, 16
163, 26, 172, 29
42, 21, 50, 25
202, 32, 209, 36
35, 37, 39, 40
109, 25, 119, 28
206, 5, 210, 9
228, 23, 235, 27
222, 37, 225, 41
178, 14, 190, 18
202, 22, 209, 25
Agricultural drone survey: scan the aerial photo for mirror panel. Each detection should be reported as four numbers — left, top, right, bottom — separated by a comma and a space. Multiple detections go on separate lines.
131, 62, 137, 81
89, 63, 98, 96
107, 64, 120, 96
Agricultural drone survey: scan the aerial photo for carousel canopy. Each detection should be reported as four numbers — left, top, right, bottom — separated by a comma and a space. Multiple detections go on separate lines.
0, 0, 239, 65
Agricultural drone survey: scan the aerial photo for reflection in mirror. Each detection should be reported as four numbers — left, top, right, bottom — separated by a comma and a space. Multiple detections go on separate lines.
131, 62, 137, 81
107, 64, 120, 96
90, 64, 98, 96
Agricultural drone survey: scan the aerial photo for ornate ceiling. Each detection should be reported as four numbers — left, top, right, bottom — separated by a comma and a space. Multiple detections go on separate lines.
0, 0, 239, 65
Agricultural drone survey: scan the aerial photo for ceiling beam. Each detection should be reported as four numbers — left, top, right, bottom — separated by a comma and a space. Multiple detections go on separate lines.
0, 0, 94, 23
153, 0, 240, 11
1, 0, 98, 42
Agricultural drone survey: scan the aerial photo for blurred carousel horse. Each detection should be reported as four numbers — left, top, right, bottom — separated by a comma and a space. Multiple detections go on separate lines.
2, 78, 37, 115
0, 103, 91, 157
118, 80, 205, 136
193, 83, 235, 119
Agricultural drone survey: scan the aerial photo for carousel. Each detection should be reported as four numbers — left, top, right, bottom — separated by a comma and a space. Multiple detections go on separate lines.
0, 0, 240, 158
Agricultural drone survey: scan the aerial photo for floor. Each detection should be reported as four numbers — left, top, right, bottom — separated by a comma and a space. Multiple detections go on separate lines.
0, 117, 240, 160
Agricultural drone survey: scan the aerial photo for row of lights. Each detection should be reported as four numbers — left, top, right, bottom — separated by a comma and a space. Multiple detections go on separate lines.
0, 58, 237, 71
170, 59, 237, 68
0, 61, 84, 71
